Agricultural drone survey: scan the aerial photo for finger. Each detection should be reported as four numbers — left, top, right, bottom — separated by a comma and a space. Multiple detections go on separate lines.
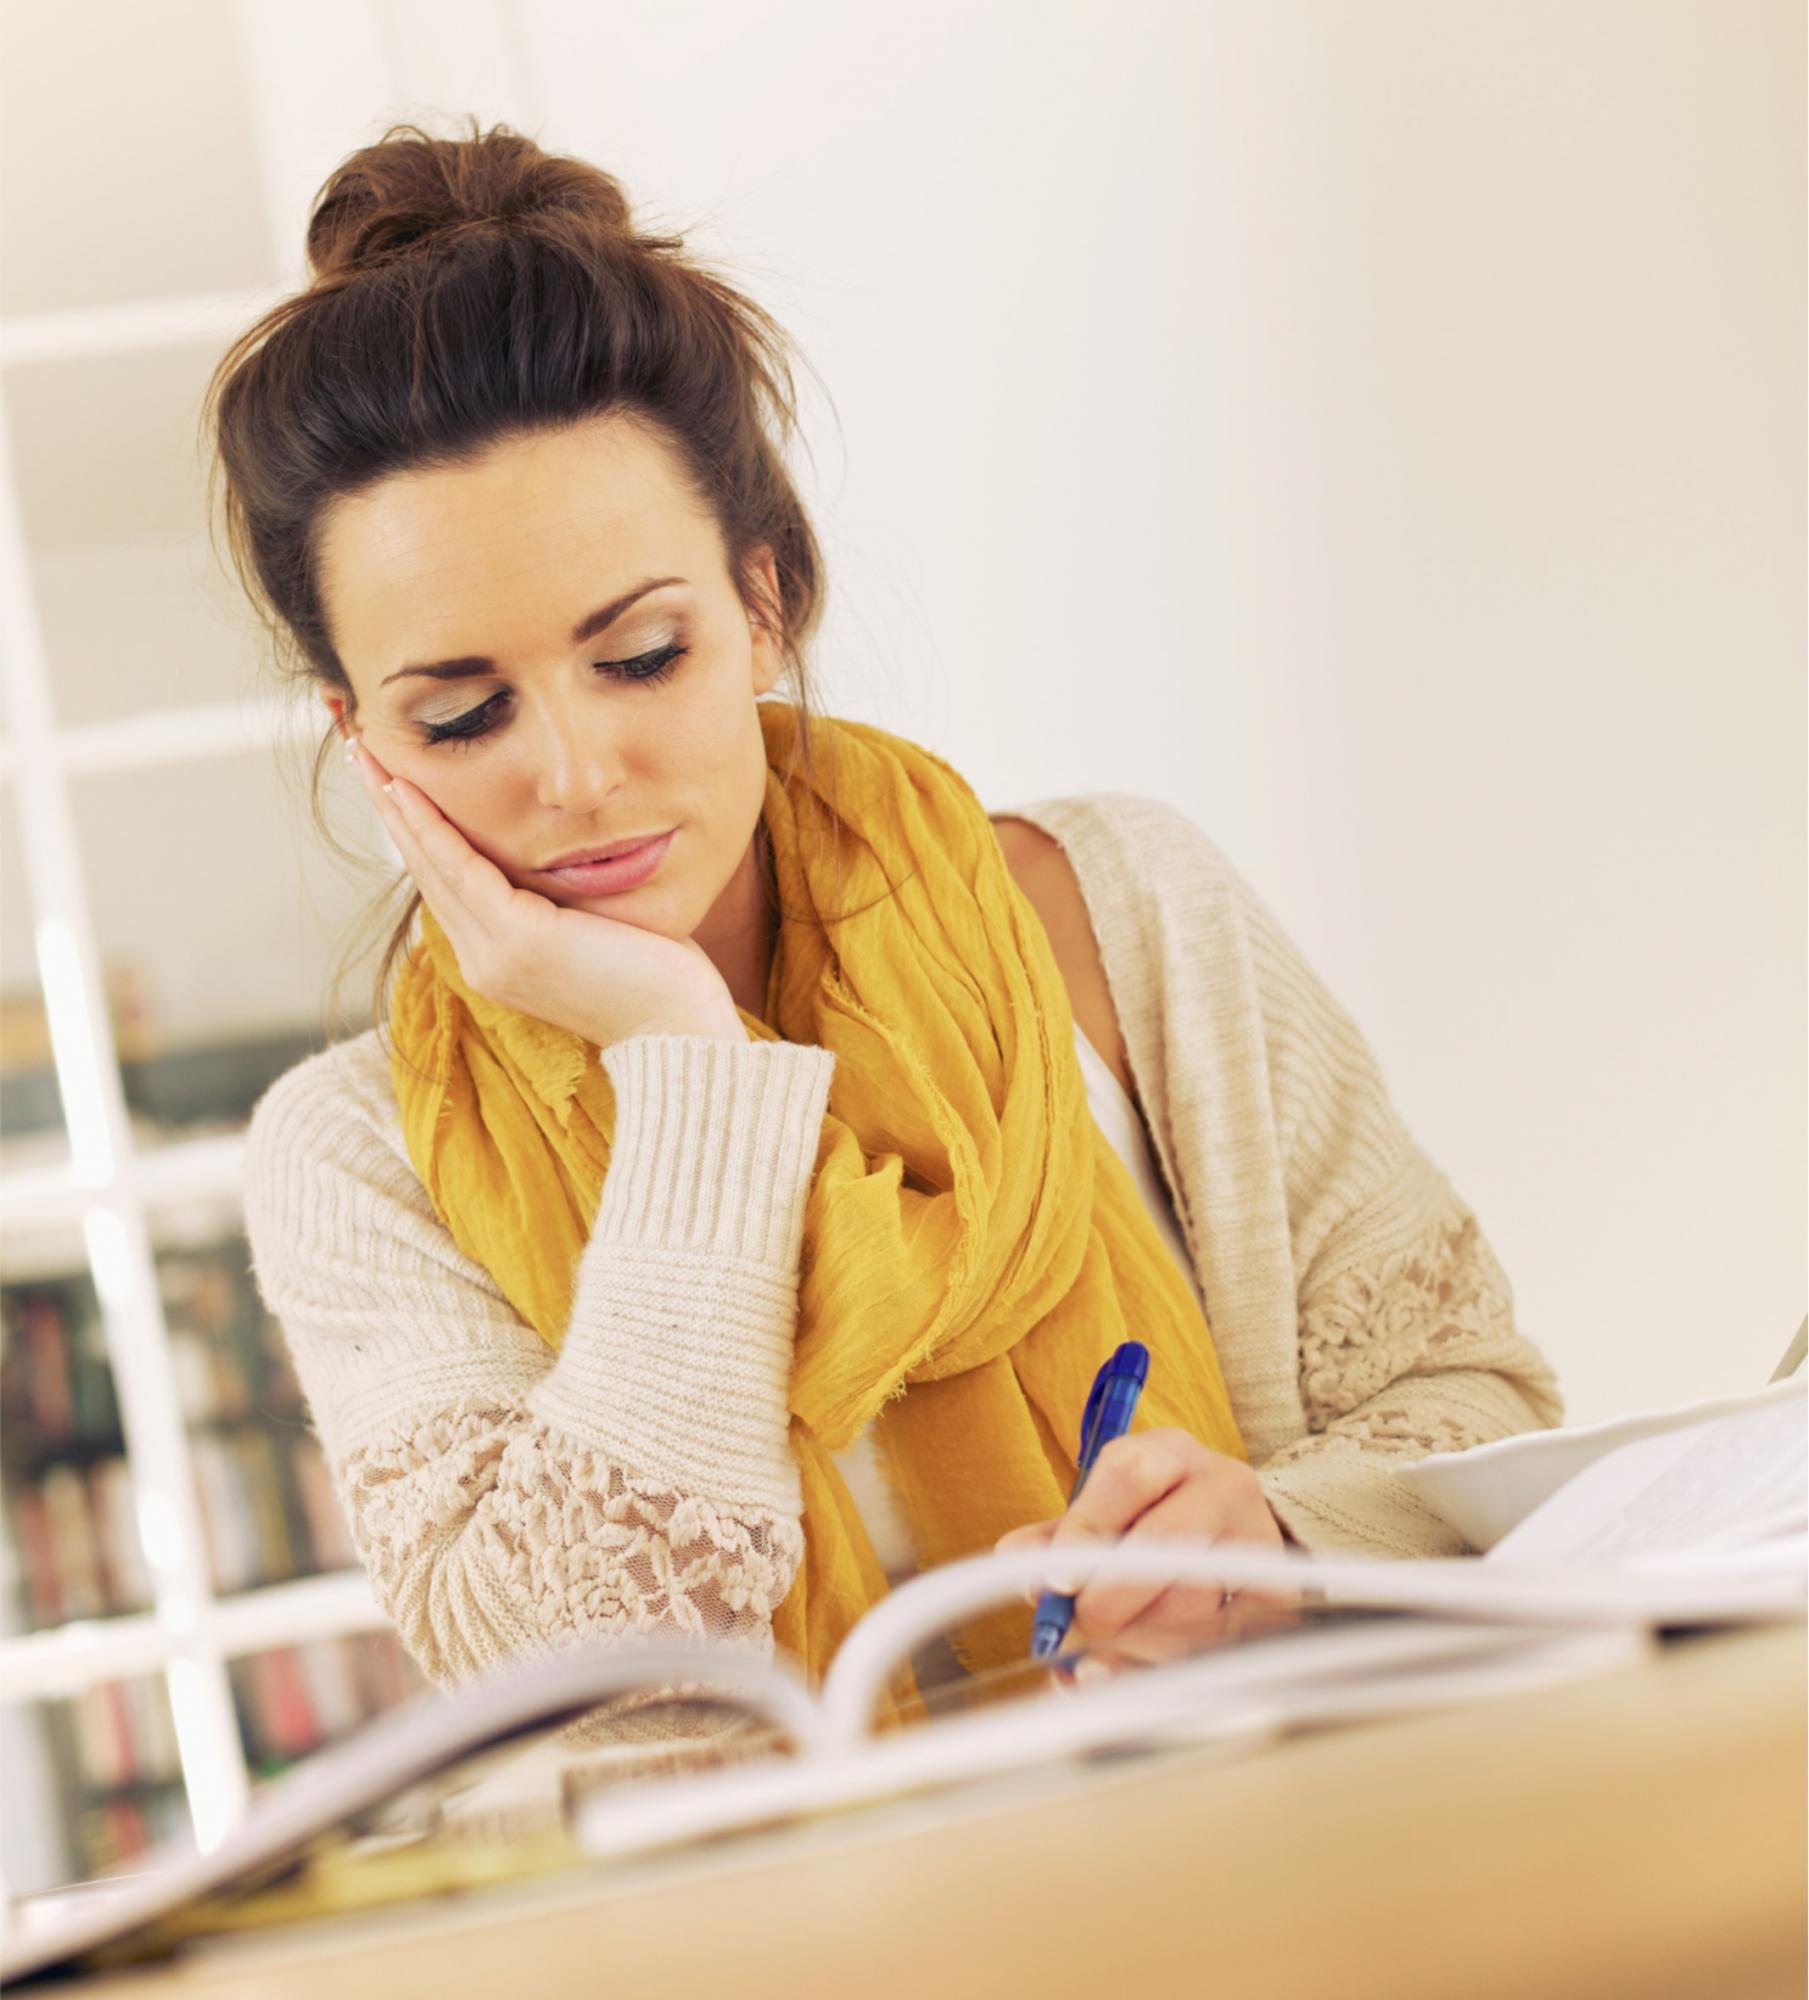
353, 744, 505, 955
992, 1520, 1059, 1556
370, 769, 485, 933
1093, 1585, 1305, 1671
1078, 1558, 1312, 1670
993, 1519, 1059, 1605
1070, 1483, 1235, 1648
1062, 1654, 1120, 1692
1060, 1558, 1310, 1678
1044, 1429, 1199, 1589
1233, 1573, 1307, 1619
343, 725, 387, 777
1073, 1440, 1305, 1623
1222, 1593, 1304, 1640
1109, 1565, 1255, 1661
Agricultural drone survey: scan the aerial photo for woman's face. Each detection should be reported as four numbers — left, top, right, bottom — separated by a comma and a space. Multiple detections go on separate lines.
316, 412, 784, 963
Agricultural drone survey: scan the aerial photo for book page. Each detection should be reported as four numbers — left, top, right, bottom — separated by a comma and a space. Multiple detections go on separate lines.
1395, 1375, 1806, 1552
1487, 1398, 1808, 1571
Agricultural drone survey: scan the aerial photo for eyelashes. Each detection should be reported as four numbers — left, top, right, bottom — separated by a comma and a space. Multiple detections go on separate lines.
420, 643, 688, 750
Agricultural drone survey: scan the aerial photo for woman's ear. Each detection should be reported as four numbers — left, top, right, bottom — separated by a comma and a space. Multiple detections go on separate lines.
319, 688, 350, 738
744, 546, 786, 696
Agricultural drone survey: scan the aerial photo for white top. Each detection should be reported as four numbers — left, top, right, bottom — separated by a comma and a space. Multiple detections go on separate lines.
828, 1017, 1201, 1581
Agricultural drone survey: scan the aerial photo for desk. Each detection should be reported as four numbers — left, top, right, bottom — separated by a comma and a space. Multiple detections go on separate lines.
63, 1623, 1807, 2000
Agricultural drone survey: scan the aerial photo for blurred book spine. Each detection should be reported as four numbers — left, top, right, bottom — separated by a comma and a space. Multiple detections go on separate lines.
230, 1632, 426, 1784
2, 1234, 362, 1629
18, 1638, 425, 1884
39, 1675, 187, 1881
3, 1226, 422, 1886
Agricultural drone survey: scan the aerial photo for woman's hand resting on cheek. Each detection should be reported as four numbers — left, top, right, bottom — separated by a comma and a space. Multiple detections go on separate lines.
348, 736, 748, 1050
993, 1427, 1302, 1678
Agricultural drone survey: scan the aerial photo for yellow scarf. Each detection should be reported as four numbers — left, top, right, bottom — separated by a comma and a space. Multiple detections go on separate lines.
388, 700, 1246, 1689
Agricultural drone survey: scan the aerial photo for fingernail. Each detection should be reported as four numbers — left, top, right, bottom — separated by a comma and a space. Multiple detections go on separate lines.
1072, 1657, 1114, 1688
351, 744, 397, 800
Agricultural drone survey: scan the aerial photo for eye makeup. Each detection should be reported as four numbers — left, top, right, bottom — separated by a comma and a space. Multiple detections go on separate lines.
416, 642, 688, 750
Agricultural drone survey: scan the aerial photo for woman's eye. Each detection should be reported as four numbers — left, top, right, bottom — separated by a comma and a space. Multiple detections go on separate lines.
611, 641, 686, 687
421, 692, 507, 748
420, 643, 688, 750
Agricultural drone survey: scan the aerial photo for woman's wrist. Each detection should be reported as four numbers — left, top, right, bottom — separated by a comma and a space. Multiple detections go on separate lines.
608, 1007, 750, 1047
677, 1010, 751, 1044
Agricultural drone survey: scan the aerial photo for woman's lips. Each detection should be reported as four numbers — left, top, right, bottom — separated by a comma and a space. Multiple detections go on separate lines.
539, 829, 675, 895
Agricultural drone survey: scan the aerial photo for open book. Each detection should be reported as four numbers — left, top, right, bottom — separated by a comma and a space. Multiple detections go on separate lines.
6, 1373, 1803, 1986
1394, 1372, 1807, 1554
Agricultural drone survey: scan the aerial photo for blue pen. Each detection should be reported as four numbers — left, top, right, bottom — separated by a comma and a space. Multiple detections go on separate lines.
1029, 1340, 1151, 1661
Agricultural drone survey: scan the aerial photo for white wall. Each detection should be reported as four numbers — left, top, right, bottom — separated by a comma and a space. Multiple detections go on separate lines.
516, 1, 1806, 1421
6, 1, 1802, 1421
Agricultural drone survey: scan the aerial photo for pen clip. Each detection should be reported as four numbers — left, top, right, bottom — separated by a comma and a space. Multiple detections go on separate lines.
1076, 1341, 1146, 1471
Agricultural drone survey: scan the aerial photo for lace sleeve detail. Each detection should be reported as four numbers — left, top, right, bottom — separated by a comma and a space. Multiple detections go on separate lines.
239, 1032, 833, 1701
341, 1398, 806, 1688
1257, 1173, 1565, 1556
1290, 1186, 1561, 1446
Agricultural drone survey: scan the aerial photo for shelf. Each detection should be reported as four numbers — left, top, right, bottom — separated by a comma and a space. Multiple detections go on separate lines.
0, 1613, 170, 1705
61, 695, 316, 777
0, 1571, 387, 1704
0, 4, 430, 1886
3, 1403, 310, 1484
210, 1572, 388, 1660
0, 1131, 246, 1242
0, 691, 320, 786
1, 1428, 128, 1480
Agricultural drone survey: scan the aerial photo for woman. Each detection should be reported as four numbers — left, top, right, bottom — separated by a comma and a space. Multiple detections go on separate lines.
222, 119, 1562, 1705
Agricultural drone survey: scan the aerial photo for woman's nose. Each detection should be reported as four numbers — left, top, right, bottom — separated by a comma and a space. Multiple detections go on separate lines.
533, 719, 622, 814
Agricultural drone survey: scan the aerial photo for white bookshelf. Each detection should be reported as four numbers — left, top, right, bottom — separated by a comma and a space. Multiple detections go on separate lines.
0, 0, 531, 1895
0, 354, 398, 1869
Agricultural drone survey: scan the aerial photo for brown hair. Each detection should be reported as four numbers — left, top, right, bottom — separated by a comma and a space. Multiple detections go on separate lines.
200, 115, 844, 1052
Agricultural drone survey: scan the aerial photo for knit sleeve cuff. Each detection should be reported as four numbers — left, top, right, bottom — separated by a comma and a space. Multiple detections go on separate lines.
593, 1033, 836, 1266
1258, 1453, 1474, 1560
1255, 1357, 1564, 1560
526, 1034, 834, 1511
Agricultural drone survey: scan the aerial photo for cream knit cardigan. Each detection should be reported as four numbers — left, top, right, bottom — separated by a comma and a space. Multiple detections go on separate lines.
241, 791, 1563, 1688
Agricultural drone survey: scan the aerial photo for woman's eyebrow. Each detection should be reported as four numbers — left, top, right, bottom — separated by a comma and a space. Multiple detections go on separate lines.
379, 576, 688, 686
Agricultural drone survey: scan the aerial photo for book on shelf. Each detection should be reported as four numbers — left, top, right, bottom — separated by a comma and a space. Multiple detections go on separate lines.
9, 1632, 426, 1898
4, 1370, 1802, 1987
1, 1235, 355, 1632
33, 1467, 107, 1619
1, 1227, 420, 1902
228, 1634, 426, 1787
22, 1677, 188, 1893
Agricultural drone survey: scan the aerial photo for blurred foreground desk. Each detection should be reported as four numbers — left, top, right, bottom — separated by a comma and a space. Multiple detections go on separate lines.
66, 1623, 1806, 2000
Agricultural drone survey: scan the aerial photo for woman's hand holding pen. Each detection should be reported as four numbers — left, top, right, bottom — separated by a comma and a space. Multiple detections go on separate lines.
992, 1428, 1301, 1678
347, 735, 748, 1049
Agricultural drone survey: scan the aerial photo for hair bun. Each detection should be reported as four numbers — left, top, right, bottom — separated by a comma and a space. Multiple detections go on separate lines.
305, 116, 635, 283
